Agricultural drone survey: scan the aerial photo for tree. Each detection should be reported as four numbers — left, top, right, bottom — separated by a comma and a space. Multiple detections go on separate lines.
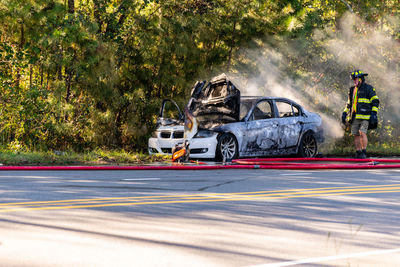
0, 0, 398, 151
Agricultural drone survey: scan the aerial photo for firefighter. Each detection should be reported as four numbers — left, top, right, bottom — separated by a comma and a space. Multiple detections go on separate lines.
342, 70, 379, 159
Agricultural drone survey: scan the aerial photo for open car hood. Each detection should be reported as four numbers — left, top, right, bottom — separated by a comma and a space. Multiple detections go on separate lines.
157, 99, 184, 126
186, 73, 240, 130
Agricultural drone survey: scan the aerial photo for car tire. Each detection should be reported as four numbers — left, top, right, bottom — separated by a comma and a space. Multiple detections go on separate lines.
298, 132, 318, 158
216, 133, 238, 161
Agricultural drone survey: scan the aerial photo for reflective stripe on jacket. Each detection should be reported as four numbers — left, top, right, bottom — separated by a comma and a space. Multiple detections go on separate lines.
343, 82, 379, 121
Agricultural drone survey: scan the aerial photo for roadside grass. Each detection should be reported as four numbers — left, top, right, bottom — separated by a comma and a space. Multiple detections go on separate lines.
0, 149, 171, 166
0, 144, 399, 166
320, 142, 400, 158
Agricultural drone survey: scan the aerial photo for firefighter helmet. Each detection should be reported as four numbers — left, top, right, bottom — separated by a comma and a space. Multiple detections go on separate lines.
350, 70, 368, 80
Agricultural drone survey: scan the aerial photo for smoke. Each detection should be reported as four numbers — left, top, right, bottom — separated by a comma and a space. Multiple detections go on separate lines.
321, 12, 400, 122
228, 45, 346, 140
228, 12, 400, 144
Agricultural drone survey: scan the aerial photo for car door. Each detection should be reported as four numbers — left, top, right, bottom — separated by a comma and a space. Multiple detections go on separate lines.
274, 100, 304, 149
240, 100, 280, 157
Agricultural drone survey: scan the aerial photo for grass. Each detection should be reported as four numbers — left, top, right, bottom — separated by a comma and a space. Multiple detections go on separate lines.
0, 143, 399, 166
0, 149, 171, 166
320, 142, 400, 158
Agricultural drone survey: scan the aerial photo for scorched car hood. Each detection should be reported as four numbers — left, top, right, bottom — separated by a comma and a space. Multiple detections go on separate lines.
186, 73, 240, 130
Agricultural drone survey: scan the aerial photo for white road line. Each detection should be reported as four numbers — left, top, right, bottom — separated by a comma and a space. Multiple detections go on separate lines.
247, 248, 400, 267
122, 178, 161, 181
280, 173, 312, 176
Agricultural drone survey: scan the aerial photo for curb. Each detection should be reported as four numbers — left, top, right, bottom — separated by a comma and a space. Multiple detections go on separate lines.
2, 158, 400, 170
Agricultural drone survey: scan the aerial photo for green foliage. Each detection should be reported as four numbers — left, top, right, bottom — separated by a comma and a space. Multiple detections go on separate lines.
0, 147, 170, 166
0, 0, 399, 153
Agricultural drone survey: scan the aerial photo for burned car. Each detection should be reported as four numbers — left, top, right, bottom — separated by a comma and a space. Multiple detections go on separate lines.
148, 99, 185, 155
184, 73, 324, 160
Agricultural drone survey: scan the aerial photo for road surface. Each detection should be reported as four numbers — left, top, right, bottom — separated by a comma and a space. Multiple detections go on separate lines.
0, 168, 400, 266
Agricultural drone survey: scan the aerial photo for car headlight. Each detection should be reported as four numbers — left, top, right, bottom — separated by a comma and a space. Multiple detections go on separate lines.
193, 130, 215, 138
185, 115, 193, 131
151, 131, 159, 138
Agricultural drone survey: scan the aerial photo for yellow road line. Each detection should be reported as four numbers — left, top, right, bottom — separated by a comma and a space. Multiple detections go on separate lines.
3, 186, 400, 209
1, 185, 400, 213
0, 189, 399, 213
1, 183, 400, 206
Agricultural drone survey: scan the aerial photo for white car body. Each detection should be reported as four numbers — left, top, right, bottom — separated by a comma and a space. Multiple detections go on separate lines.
148, 99, 185, 155
186, 132, 218, 158
184, 74, 324, 160
186, 100, 324, 159
148, 124, 184, 155
149, 74, 324, 160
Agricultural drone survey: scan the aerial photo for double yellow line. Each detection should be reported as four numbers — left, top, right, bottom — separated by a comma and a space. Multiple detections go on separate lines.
1, 184, 400, 213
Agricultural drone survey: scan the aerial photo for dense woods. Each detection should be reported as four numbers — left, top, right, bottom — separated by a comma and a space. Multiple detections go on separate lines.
0, 0, 399, 152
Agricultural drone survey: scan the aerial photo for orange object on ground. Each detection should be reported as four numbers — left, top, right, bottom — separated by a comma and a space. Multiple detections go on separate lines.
172, 147, 186, 162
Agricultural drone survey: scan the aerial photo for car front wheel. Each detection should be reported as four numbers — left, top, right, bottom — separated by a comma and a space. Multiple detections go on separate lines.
216, 133, 238, 161
298, 132, 318, 158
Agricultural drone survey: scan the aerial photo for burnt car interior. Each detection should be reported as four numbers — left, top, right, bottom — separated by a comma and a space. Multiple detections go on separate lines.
238, 98, 306, 122
275, 101, 302, 118
251, 100, 274, 121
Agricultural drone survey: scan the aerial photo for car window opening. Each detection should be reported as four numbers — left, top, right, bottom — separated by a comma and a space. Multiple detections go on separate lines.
276, 101, 301, 118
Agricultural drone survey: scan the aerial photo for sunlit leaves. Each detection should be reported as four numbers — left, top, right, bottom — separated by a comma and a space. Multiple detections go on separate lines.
0, 0, 399, 151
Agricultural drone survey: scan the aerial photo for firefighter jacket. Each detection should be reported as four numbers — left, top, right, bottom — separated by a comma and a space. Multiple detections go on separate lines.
343, 82, 379, 122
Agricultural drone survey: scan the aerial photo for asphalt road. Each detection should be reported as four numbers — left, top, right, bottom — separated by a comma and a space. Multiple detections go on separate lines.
1, 168, 400, 266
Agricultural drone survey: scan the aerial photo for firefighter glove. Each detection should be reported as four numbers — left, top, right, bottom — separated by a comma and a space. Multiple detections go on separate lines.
370, 111, 377, 123
341, 112, 347, 124
369, 111, 378, 130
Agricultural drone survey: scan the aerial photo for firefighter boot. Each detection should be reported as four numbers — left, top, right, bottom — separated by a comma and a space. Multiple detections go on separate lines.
355, 150, 363, 159
361, 149, 367, 159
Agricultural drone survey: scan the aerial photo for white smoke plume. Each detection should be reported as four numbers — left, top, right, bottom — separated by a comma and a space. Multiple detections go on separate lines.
321, 12, 400, 122
228, 46, 345, 140
228, 12, 399, 144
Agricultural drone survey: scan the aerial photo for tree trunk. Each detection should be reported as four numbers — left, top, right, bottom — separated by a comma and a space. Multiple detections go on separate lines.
114, 108, 124, 147
58, 65, 63, 80
68, 0, 74, 13
46, 69, 50, 90
40, 64, 44, 86
339, 0, 354, 13
15, 22, 25, 88
29, 64, 32, 88
157, 55, 166, 98
226, 20, 237, 72
93, 0, 104, 33
65, 66, 74, 103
